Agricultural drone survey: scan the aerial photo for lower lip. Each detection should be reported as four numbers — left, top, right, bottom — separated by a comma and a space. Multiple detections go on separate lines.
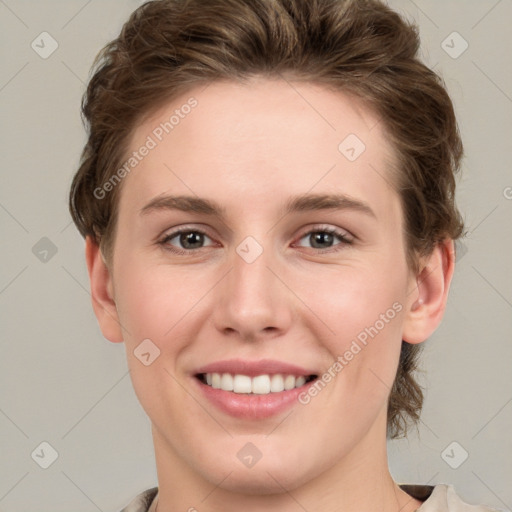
193, 377, 316, 420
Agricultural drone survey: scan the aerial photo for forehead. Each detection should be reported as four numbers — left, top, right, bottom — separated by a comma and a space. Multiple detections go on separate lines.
119, 78, 399, 222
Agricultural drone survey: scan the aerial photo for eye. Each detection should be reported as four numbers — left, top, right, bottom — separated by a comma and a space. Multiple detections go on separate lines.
157, 225, 353, 255
295, 226, 353, 251
158, 228, 216, 254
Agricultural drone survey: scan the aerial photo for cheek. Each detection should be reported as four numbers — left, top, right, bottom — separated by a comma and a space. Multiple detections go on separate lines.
299, 259, 407, 400
302, 260, 407, 342
111, 259, 195, 399
113, 264, 199, 423
113, 257, 206, 345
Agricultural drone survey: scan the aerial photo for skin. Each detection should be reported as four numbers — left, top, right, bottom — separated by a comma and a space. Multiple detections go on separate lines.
86, 77, 455, 512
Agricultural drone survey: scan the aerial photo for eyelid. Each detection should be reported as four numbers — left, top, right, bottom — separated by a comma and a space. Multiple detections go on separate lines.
158, 224, 215, 241
293, 224, 354, 244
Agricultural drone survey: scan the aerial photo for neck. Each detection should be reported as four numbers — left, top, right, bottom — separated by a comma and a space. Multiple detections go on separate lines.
151, 410, 421, 512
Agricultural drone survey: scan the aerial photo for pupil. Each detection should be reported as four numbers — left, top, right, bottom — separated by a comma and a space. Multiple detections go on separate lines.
181, 232, 203, 249
311, 232, 333, 248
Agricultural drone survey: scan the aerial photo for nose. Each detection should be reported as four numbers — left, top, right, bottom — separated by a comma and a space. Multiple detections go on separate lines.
211, 241, 293, 343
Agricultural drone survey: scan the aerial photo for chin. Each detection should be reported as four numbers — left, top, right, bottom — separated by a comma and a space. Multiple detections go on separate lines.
209, 465, 306, 496
197, 448, 320, 495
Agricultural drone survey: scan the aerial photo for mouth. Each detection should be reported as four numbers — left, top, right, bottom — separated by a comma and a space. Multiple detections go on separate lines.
192, 359, 321, 419
192, 360, 320, 419
195, 372, 318, 394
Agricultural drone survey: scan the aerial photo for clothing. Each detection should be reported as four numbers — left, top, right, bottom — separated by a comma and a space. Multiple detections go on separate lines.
119, 484, 504, 511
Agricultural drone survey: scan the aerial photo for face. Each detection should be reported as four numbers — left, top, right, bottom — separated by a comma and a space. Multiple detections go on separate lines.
100, 78, 421, 493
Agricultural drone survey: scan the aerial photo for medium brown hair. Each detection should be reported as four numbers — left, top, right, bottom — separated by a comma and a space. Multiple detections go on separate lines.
69, 0, 464, 439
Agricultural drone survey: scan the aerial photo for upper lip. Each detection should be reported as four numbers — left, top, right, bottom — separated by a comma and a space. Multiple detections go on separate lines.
194, 359, 318, 377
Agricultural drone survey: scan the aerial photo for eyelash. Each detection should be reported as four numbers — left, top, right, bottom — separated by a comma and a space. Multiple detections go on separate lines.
157, 225, 353, 256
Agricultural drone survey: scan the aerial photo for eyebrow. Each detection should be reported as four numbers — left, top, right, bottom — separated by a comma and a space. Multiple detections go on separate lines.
139, 193, 376, 219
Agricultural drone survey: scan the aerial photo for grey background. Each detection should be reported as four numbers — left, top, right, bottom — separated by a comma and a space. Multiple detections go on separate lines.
0, 1, 511, 511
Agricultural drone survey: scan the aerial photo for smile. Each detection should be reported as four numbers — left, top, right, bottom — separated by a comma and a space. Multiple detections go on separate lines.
192, 359, 320, 419
197, 372, 317, 394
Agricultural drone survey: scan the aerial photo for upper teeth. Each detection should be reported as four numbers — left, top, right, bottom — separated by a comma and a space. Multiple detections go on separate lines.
204, 373, 308, 394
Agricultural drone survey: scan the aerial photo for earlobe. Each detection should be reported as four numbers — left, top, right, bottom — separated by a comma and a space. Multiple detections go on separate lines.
85, 236, 124, 343
402, 239, 456, 345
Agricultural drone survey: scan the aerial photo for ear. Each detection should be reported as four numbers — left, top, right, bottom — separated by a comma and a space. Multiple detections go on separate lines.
402, 238, 456, 344
85, 236, 124, 343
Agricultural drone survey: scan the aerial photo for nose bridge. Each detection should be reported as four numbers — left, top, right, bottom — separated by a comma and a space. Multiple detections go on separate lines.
230, 242, 279, 316
212, 237, 291, 338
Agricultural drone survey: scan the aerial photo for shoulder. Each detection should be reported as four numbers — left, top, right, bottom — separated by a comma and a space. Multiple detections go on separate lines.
119, 487, 158, 512
118, 484, 507, 512
402, 483, 507, 512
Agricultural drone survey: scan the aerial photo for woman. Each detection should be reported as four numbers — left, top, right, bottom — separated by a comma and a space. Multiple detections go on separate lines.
69, 0, 498, 510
